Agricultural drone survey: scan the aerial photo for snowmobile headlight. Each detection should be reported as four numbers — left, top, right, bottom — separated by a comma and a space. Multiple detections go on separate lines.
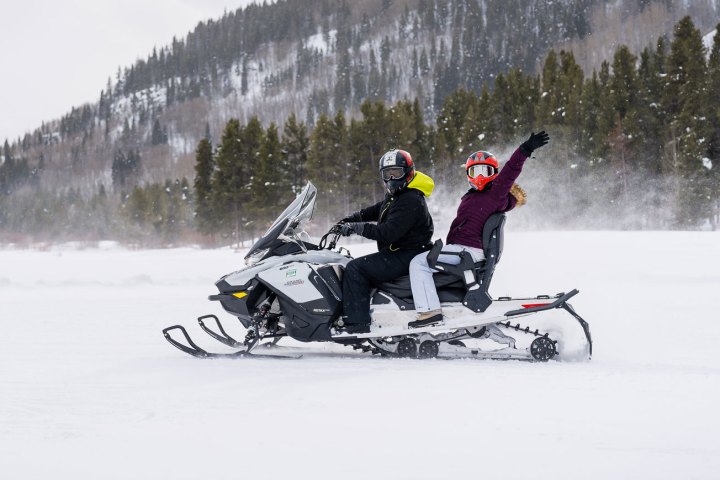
245, 248, 269, 266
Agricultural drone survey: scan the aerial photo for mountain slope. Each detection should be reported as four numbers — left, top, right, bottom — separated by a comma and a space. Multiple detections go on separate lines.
3, 0, 719, 194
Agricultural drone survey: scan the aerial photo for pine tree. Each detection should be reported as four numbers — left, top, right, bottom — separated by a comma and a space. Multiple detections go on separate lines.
193, 138, 215, 235
151, 119, 167, 145
111, 149, 141, 190
125, 186, 150, 229
368, 49, 381, 100
0, 141, 13, 194
333, 32, 352, 111
665, 17, 710, 227
610, 46, 639, 122
352, 62, 367, 105
379, 36, 391, 99
419, 49, 429, 76
579, 61, 616, 171
412, 48, 419, 79
635, 38, 667, 177
706, 25, 720, 228
386, 101, 416, 151
476, 83, 496, 145
557, 51, 584, 145
436, 89, 478, 163
607, 45, 641, 207
307, 112, 349, 224
539, 50, 560, 126
211, 118, 252, 244
490, 73, 516, 144
241, 56, 249, 96
352, 102, 400, 201
251, 122, 289, 230
410, 98, 432, 168
281, 113, 309, 189
237, 117, 265, 238
579, 71, 606, 160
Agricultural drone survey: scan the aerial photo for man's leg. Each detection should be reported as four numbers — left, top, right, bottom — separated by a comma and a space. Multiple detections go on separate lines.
342, 250, 417, 327
342, 257, 374, 326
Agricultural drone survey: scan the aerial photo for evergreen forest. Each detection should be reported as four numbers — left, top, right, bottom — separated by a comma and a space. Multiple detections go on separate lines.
0, 15, 719, 245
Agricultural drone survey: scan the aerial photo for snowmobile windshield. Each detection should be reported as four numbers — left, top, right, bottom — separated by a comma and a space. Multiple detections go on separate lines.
244, 182, 317, 260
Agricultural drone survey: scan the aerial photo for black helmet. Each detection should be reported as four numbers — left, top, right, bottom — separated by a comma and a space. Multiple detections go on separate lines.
378, 149, 415, 195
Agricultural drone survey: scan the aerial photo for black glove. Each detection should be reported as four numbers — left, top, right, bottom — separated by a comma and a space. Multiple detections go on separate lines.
340, 212, 361, 223
340, 222, 366, 237
520, 131, 549, 156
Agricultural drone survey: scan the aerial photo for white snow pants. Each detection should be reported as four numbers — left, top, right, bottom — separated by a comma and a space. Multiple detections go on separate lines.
409, 244, 485, 312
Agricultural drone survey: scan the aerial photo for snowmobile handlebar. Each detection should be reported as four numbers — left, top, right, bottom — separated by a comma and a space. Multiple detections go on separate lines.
319, 224, 343, 250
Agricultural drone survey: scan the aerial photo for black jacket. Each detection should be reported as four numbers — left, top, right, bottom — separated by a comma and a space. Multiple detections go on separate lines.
348, 188, 434, 253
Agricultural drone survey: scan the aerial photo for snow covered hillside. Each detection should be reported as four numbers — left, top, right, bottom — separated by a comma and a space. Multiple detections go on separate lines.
1, 230, 719, 479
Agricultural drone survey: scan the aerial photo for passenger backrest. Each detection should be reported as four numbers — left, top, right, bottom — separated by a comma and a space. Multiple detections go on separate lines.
479, 213, 506, 290
482, 213, 506, 265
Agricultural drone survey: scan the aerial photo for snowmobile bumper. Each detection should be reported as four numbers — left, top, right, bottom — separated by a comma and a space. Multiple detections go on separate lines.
162, 324, 253, 358
505, 289, 592, 359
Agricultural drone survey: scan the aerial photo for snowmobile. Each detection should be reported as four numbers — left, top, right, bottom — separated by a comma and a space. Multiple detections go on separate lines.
163, 182, 592, 361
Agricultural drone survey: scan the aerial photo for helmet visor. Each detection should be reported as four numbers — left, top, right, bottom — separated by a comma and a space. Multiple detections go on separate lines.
382, 167, 405, 181
467, 164, 497, 179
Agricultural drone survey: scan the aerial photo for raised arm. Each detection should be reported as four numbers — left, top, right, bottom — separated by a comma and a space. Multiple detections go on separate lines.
492, 131, 549, 199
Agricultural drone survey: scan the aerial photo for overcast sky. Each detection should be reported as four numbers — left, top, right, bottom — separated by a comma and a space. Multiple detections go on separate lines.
0, 0, 263, 143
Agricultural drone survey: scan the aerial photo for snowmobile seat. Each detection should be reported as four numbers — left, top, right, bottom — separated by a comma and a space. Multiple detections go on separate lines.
376, 213, 505, 312
376, 271, 466, 303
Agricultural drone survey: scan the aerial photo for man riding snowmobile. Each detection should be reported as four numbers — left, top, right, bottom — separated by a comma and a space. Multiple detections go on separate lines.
337, 149, 435, 333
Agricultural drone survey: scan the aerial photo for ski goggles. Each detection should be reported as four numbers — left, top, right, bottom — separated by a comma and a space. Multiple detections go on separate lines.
467, 164, 497, 178
381, 167, 405, 181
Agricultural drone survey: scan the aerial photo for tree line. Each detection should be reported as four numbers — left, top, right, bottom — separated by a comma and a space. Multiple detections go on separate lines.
195, 16, 720, 238
0, 16, 718, 244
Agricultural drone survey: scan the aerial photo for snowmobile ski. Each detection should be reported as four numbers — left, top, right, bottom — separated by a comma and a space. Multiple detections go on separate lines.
197, 314, 244, 348
162, 324, 302, 359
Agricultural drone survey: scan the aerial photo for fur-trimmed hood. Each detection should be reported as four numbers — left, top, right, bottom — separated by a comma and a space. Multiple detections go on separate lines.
510, 183, 526, 206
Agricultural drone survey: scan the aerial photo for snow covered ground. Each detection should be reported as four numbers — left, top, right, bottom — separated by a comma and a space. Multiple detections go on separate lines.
1, 230, 719, 479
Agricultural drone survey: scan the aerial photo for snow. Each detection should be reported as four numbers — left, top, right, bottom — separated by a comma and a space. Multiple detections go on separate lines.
703, 29, 716, 54
306, 29, 336, 54
1, 230, 720, 479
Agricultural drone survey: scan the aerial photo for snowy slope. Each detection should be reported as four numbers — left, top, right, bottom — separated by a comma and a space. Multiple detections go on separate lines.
1, 230, 719, 479
704, 29, 716, 53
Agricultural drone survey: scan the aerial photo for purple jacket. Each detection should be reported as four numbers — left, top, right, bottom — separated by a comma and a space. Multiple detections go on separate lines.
446, 147, 528, 249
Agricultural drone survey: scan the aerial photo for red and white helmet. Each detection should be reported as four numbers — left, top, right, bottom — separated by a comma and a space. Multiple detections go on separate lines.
465, 150, 498, 191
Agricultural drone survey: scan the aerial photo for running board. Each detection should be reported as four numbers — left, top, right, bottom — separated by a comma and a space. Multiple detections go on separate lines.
438, 346, 534, 361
